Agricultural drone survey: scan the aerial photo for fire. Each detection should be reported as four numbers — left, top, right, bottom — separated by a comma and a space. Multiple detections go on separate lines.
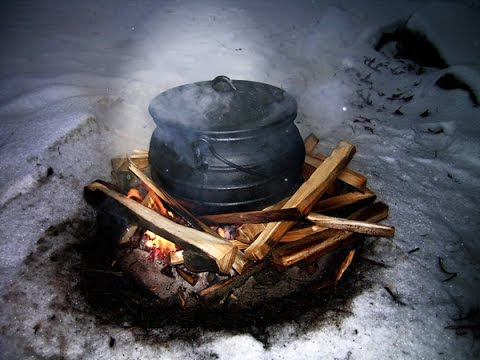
126, 186, 179, 261
143, 230, 178, 261
127, 188, 143, 202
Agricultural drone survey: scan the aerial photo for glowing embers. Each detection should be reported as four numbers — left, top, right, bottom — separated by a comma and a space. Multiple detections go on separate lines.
142, 230, 178, 261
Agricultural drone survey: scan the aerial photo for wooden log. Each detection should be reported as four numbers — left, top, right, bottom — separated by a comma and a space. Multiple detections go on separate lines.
280, 225, 327, 243
238, 191, 376, 244
275, 202, 389, 253
313, 190, 376, 213
244, 141, 356, 261
118, 191, 156, 248
234, 198, 288, 244
118, 225, 140, 247
232, 250, 249, 274
199, 208, 303, 225
111, 151, 149, 172
84, 181, 238, 274
335, 249, 356, 282
198, 261, 268, 304
280, 191, 376, 243
304, 154, 367, 192
169, 250, 184, 265
176, 267, 199, 286
306, 213, 395, 237
304, 133, 319, 154
272, 202, 389, 267
128, 163, 220, 238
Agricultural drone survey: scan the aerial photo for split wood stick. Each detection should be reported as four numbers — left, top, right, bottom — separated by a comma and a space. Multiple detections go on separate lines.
169, 250, 184, 265
128, 163, 220, 238
84, 181, 238, 274
312, 190, 376, 213
111, 152, 149, 172
230, 240, 249, 250
304, 133, 319, 154
244, 141, 356, 261
304, 154, 367, 192
275, 202, 390, 254
198, 261, 267, 304
235, 197, 288, 244
306, 213, 395, 237
335, 249, 356, 282
199, 208, 303, 225
238, 190, 376, 244
272, 202, 389, 267
176, 267, 199, 286
280, 225, 328, 243
232, 250, 249, 274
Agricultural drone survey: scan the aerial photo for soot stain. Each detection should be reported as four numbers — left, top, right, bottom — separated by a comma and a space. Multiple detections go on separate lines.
38, 215, 375, 347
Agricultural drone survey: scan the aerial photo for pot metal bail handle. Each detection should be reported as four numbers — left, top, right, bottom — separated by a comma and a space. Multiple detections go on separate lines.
212, 75, 237, 92
191, 136, 265, 177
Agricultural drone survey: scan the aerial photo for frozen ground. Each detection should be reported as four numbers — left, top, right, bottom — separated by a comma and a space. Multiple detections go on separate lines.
0, 0, 479, 359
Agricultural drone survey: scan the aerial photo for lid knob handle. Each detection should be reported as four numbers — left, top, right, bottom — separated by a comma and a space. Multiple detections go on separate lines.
212, 75, 237, 92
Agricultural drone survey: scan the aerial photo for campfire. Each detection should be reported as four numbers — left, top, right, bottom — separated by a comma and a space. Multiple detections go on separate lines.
84, 134, 394, 310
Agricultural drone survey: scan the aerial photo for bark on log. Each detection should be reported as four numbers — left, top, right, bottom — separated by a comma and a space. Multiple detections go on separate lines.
244, 141, 356, 261
84, 181, 238, 274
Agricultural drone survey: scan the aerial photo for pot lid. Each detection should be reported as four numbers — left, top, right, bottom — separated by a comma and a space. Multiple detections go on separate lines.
148, 76, 297, 132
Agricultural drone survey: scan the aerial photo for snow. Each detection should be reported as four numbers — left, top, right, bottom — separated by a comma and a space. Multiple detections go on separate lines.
1, 0, 479, 359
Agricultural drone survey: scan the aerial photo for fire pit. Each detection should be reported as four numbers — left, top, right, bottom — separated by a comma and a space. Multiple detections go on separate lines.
84, 129, 394, 310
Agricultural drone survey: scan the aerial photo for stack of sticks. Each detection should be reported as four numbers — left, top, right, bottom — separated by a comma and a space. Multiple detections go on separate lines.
84, 134, 394, 305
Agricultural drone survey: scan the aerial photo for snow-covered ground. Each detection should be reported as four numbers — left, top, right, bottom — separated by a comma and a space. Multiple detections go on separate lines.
1, 0, 479, 358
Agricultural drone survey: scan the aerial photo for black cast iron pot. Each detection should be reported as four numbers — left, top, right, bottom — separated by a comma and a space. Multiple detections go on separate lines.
148, 76, 305, 214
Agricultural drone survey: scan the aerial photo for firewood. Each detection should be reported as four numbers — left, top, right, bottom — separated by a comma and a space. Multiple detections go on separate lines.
118, 191, 157, 247
234, 198, 288, 243
237, 191, 376, 244
272, 202, 389, 267
199, 208, 303, 225
232, 250, 249, 274
304, 154, 367, 192
111, 152, 149, 172
84, 181, 238, 274
335, 249, 356, 282
128, 163, 220, 238
304, 133, 319, 154
312, 190, 376, 213
280, 225, 328, 243
169, 250, 184, 265
230, 240, 249, 250
306, 213, 395, 237
244, 141, 356, 261
198, 261, 267, 304
275, 202, 389, 253
176, 267, 199, 286
118, 225, 140, 247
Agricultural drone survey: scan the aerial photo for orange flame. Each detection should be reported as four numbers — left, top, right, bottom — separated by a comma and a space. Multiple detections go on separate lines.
147, 190, 169, 217
127, 188, 143, 202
